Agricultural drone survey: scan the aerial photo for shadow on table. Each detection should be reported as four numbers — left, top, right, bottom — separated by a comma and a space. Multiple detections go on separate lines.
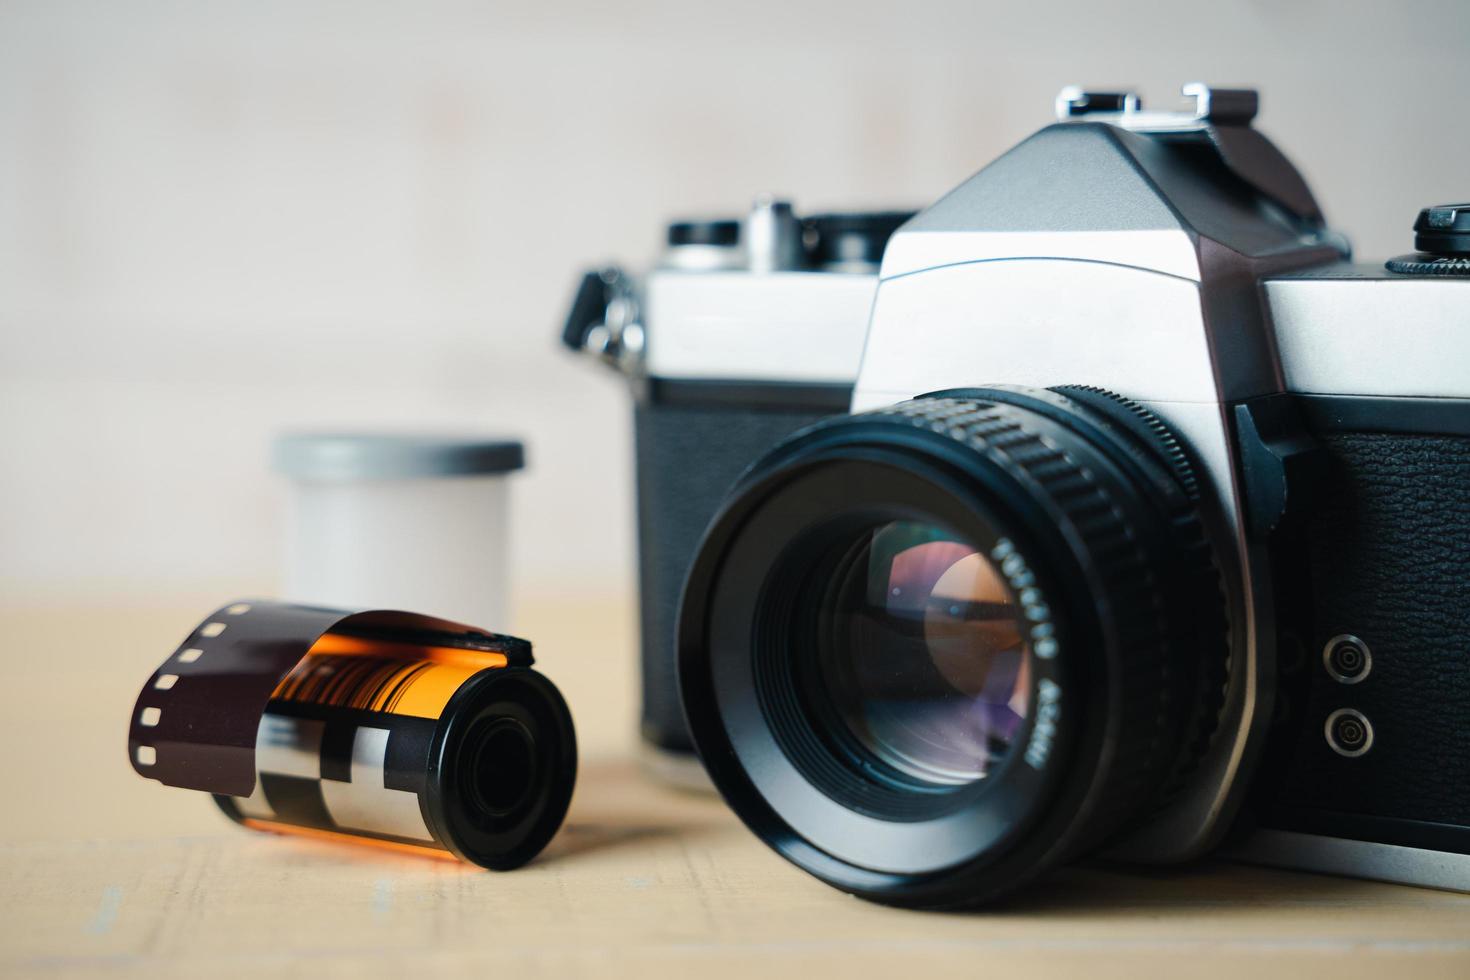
535, 756, 735, 866
982, 857, 1409, 918
533, 757, 1429, 916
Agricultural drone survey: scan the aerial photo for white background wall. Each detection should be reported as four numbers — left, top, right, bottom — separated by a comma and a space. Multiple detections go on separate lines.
3, 0, 1468, 609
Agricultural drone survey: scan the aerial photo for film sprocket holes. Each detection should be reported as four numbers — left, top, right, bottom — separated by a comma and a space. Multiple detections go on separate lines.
129, 600, 576, 869
571, 83, 1470, 906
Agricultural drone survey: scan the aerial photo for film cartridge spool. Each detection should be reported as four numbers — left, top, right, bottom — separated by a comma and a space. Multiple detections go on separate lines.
128, 600, 577, 869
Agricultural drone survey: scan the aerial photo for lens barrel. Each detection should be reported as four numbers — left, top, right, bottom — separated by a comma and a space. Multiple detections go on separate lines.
678, 387, 1228, 907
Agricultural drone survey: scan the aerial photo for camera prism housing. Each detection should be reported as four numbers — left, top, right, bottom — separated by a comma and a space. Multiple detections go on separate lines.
667, 85, 1470, 906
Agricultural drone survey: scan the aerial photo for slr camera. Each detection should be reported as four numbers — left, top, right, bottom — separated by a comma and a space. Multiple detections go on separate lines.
565, 83, 1470, 906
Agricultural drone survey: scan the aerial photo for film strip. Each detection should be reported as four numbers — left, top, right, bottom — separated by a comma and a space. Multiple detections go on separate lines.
129, 601, 577, 869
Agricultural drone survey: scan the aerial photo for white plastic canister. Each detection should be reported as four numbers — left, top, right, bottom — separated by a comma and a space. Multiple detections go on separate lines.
273, 433, 525, 628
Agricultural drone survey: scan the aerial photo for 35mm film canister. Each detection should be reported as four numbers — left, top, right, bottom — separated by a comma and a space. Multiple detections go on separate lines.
128, 600, 577, 869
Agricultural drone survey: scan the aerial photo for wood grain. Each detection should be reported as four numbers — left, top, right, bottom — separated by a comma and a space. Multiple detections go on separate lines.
2, 600, 1467, 979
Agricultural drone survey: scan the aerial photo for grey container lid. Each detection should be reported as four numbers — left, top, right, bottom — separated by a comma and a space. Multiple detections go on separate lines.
273, 433, 525, 481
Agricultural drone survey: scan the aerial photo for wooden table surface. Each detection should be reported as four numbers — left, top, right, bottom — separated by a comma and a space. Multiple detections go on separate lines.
3, 599, 1468, 979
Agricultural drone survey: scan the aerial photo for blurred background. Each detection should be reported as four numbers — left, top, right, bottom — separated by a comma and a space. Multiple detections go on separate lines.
2, 0, 1468, 614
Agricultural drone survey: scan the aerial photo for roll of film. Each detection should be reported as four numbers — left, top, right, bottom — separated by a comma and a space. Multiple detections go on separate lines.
129, 600, 576, 869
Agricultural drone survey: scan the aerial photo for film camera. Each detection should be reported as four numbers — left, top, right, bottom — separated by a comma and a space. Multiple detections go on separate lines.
564, 84, 1470, 906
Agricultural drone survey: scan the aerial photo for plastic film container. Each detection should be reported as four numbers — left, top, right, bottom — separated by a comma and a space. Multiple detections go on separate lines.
273, 434, 525, 627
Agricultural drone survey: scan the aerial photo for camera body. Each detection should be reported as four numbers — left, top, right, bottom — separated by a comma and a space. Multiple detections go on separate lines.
836, 86, 1470, 889
563, 202, 910, 781
569, 83, 1470, 903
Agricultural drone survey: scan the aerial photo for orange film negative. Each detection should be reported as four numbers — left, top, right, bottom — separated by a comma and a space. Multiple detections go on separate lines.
128, 600, 577, 869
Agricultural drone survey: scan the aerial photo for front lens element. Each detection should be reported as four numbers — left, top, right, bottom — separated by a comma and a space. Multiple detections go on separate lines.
809, 521, 1030, 787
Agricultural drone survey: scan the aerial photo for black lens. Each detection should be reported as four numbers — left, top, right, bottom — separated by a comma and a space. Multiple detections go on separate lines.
679, 388, 1228, 907
806, 520, 1031, 788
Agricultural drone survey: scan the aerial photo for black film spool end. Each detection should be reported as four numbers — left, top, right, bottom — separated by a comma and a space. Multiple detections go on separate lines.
425, 667, 578, 870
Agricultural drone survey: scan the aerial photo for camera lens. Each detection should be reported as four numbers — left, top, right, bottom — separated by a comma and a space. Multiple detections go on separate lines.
679, 387, 1228, 907
807, 520, 1030, 789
